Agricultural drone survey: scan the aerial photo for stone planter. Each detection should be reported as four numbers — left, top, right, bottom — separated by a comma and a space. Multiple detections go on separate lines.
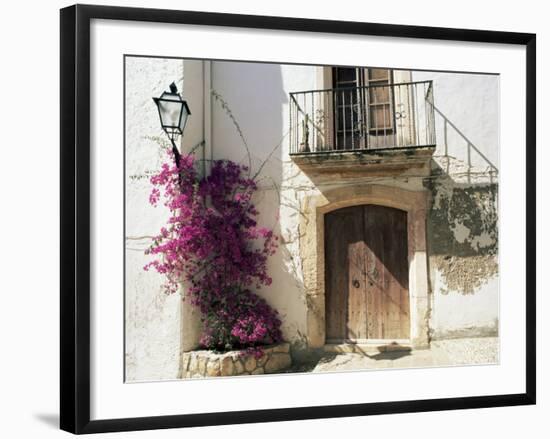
181, 342, 291, 378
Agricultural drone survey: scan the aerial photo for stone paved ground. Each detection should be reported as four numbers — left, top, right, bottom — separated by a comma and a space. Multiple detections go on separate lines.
287, 337, 498, 373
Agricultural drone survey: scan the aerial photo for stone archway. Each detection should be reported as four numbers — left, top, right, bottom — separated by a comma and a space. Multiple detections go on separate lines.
298, 184, 430, 350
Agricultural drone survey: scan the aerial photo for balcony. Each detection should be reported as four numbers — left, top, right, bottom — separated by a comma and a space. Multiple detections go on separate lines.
289, 80, 436, 175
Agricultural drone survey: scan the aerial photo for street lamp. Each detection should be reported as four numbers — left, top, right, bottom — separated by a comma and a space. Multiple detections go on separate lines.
153, 82, 191, 170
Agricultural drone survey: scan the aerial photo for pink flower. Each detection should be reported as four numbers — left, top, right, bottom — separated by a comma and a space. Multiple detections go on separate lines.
149, 188, 160, 205
144, 152, 281, 351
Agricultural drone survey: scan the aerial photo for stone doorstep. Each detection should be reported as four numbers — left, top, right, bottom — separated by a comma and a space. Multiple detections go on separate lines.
181, 342, 291, 379
324, 341, 412, 354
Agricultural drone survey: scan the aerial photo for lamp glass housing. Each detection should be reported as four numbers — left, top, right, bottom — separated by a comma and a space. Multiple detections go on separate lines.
153, 91, 191, 139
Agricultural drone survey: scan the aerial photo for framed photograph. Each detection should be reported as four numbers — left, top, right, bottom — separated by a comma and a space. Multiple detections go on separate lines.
60, 4, 536, 434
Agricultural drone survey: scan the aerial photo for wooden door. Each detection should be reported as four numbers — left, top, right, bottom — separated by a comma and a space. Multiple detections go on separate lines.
325, 205, 410, 343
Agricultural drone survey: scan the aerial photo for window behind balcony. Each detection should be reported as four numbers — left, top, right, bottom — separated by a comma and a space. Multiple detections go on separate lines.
366, 69, 394, 133
332, 67, 394, 150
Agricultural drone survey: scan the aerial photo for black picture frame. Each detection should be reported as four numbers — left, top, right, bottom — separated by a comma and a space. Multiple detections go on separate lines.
60, 4, 536, 434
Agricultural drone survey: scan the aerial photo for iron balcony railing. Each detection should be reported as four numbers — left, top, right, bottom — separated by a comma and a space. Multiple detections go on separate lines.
289, 80, 435, 155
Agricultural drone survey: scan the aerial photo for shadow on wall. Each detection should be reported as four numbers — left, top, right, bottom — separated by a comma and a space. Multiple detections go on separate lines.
425, 106, 499, 295
212, 61, 288, 186
434, 104, 498, 183
210, 62, 308, 347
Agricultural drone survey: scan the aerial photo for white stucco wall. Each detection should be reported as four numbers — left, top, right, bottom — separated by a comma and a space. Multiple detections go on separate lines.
209, 62, 317, 346
125, 57, 203, 382
431, 274, 499, 337
412, 70, 499, 169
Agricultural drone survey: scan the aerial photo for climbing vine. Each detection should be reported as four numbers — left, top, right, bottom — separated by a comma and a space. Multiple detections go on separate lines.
144, 150, 282, 351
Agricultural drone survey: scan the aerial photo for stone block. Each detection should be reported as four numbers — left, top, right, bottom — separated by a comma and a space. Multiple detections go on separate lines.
181, 353, 191, 371
206, 359, 220, 377
243, 355, 257, 372
234, 359, 245, 375
264, 353, 292, 373
188, 354, 198, 374
256, 354, 268, 367
197, 356, 208, 375
220, 356, 234, 375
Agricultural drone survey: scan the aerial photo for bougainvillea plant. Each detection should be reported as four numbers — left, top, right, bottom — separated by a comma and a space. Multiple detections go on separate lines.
144, 149, 282, 352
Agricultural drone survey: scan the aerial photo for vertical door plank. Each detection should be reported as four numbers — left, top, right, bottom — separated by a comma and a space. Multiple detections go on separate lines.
364, 206, 381, 339
325, 206, 365, 341
364, 205, 410, 340
348, 236, 367, 341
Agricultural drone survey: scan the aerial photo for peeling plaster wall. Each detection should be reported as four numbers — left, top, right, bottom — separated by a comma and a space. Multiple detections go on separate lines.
425, 174, 499, 339
412, 71, 499, 339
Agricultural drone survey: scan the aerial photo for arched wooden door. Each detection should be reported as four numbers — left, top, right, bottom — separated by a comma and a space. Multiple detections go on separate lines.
325, 205, 410, 342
